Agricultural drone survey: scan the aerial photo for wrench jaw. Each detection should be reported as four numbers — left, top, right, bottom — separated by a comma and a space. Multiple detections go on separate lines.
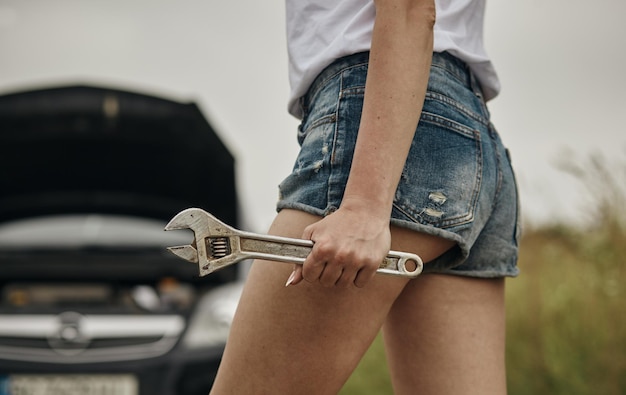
164, 207, 210, 232
197, 253, 242, 277
164, 208, 242, 277
166, 245, 199, 264
164, 208, 210, 274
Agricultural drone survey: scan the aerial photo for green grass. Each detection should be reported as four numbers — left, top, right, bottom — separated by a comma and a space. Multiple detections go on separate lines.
505, 223, 625, 395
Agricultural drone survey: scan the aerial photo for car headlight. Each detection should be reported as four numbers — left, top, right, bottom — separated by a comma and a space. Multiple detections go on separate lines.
182, 282, 244, 348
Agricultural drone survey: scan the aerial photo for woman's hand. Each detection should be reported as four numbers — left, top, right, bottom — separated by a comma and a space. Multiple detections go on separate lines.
286, 199, 391, 288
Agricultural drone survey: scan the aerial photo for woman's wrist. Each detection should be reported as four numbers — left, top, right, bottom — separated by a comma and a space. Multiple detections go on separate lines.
339, 194, 393, 224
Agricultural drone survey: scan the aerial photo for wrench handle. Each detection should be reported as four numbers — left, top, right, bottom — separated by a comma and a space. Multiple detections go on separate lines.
237, 232, 423, 278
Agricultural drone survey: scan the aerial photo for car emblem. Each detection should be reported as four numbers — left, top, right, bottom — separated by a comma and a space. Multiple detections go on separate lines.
47, 311, 91, 355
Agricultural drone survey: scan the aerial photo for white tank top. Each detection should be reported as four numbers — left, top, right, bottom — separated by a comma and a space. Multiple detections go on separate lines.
286, 0, 500, 118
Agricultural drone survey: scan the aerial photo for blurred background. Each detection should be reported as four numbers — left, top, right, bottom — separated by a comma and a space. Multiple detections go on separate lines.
1, 0, 623, 231
0, 1, 624, 394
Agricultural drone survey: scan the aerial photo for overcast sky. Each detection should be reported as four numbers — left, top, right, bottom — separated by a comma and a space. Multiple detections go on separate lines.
1, 0, 624, 231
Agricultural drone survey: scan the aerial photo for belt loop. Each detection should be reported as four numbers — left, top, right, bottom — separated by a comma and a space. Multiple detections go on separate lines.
299, 96, 307, 118
469, 72, 483, 99
469, 72, 490, 118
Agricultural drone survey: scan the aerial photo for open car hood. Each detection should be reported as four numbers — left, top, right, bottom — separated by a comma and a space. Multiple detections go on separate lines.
0, 85, 237, 226
0, 85, 239, 282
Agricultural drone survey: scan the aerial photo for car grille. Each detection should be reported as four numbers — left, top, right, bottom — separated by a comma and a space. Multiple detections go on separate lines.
0, 313, 185, 363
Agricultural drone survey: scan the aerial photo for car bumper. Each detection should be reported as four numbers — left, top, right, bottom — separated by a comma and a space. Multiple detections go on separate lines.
0, 345, 224, 395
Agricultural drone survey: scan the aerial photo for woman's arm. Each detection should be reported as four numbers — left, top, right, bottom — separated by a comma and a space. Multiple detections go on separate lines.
345, 0, 435, 217
289, 0, 436, 288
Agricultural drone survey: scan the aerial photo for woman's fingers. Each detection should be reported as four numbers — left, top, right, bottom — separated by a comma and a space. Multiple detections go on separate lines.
294, 239, 380, 288
354, 267, 377, 288
295, 249, 358, 288
285, 264, 304, 287
287, 208, 391, 288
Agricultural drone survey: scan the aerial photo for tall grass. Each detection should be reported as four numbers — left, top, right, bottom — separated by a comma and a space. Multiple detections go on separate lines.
340, 154, 626, 394
506, 223, 625, 394
507, 153, 626, 395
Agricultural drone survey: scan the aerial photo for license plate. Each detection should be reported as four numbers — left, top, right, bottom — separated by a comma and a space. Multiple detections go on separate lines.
0, 374, 138, 395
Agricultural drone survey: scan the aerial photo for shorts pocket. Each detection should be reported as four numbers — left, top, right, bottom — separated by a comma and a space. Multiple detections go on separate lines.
392, 111, 483, 228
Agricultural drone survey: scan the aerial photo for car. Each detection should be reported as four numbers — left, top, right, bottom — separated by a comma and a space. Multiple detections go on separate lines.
0, 85, 244, 395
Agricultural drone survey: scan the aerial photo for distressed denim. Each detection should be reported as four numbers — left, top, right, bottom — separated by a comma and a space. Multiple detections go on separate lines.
278, 51, 520, 277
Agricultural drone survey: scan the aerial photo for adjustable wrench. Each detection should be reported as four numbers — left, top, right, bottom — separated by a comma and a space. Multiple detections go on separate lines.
164, 208, 423, 278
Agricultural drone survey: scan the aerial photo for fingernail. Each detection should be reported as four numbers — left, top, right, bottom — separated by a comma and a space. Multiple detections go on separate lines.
285, 270, 297, 287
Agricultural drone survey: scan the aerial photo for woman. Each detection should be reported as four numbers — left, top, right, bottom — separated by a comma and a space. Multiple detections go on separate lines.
211, 0, 519, 393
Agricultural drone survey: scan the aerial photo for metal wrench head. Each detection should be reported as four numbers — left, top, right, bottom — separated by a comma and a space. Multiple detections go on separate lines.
164, 208, 204, 264
164, 208, 241, 276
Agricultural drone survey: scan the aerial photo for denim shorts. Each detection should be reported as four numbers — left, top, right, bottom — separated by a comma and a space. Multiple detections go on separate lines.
277, 51, 520, 278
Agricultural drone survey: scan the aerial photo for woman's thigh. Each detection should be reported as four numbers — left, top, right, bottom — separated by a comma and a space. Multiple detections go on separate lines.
210, 209, 454, 395
383, 273, 507, 395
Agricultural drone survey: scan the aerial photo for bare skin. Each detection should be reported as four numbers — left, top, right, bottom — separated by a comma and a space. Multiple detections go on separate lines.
211, 0, 508, 393
384, 272, 507, 394
210, 210, 507, 395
